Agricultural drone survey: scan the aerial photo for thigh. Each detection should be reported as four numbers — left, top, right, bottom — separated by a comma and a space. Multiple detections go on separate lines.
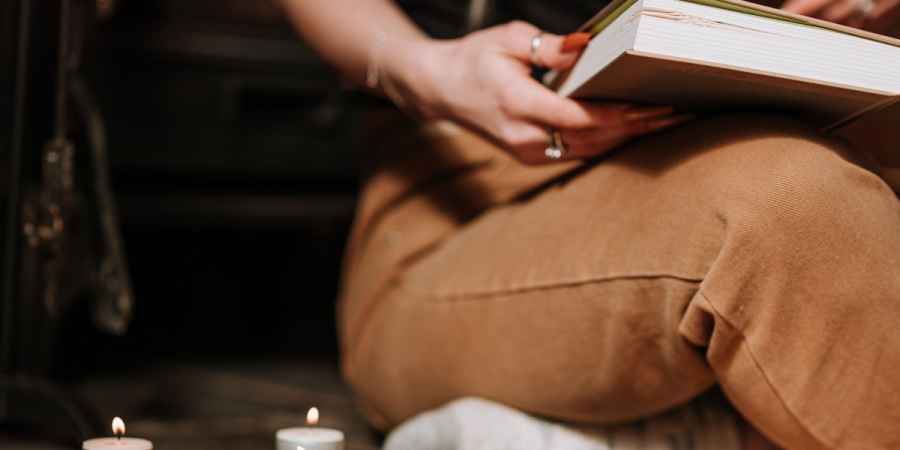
341, 113, 866, 430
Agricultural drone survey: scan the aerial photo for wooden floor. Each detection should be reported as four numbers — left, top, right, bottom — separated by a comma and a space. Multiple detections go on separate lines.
2, 359, 381, 450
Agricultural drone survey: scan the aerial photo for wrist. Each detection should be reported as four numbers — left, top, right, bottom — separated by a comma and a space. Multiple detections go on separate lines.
376, 36, 449, 119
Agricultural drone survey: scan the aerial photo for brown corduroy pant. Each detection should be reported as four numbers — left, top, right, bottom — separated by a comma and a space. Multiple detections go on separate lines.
338, 112, 900, 450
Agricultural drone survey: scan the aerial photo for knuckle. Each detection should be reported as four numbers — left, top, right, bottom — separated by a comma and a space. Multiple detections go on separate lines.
498, 86, 526, 116
508, 133, 532, 149
500, 124, 541, 149
556, 108, 585, 129
497, 124, 521, 147
502, 21, 536, 47
505, 20, 534, 37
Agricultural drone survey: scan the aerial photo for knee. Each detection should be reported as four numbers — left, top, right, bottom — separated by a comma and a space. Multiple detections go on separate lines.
676, 114, 895, 232
680, 114, 900, 363
683, 114, 900, 308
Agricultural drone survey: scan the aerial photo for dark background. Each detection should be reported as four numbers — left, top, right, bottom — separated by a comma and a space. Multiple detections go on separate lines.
68, 0, 358, 366
0, 1, 382, 448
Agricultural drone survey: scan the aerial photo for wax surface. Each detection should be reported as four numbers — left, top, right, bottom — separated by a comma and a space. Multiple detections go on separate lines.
82, 437, 153, 450
276, 427, 345, 450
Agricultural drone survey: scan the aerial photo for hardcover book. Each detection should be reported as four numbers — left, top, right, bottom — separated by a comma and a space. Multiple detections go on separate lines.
551, 0, 900, 166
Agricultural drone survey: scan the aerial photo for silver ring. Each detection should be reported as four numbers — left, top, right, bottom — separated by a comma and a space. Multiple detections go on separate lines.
855, 0, 876, 17
544, 131, 567, 160
530, 32, 544, 66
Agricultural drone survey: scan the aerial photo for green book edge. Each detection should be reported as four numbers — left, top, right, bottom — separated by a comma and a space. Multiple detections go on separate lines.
589, 0, 897, 47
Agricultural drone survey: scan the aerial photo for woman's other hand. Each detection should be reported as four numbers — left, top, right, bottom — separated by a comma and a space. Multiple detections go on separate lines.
783, 0, 900, 33
380, 21, 691, 164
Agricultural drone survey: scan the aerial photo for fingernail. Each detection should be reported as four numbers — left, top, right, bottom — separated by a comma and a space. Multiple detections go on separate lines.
624, 106, 675, 121
646, 113, 695, 130
561, 32, 592, 52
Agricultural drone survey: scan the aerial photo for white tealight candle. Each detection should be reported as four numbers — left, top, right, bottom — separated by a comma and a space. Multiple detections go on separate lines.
83, 417, 153, 450
82, 437, 153, 450
276, 407, 345, 450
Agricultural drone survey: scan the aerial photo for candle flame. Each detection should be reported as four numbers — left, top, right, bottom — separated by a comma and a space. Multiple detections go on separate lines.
306, 407, 319, 425
112, 417, 126, 436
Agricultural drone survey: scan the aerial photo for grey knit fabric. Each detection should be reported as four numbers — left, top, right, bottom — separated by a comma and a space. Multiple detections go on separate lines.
385, 397, 742, 450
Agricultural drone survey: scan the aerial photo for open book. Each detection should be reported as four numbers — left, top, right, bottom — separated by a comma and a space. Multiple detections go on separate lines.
550, 0, 900, 167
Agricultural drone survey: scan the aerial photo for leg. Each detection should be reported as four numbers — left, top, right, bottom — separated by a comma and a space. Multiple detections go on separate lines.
741, 418, 782, 450
679, 123, 900, 450
341, 114, 900, 449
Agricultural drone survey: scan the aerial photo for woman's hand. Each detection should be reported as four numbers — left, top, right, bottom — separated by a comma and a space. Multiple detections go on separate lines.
783, 0, 900, 33
380, 21, 691, 164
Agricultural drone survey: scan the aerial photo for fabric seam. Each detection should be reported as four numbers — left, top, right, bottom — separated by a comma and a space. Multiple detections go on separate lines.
402, 272, 705, 303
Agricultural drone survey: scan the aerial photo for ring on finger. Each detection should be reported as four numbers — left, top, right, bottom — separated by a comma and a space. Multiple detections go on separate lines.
545, 130, 567, 160
530, 32, 544, 67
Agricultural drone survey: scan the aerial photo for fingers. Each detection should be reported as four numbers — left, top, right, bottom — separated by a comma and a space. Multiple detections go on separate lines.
503, 77, 674, 131
864, 0, 900, 32
532, 33, 587, 70
498, 21, 591, 70
620, 113, 695, 136
561, 112, 692, 148
783, 0, 834, 14
561, 33, 593, 53
470, 20, 693, 165
821, 0, 866, 24
783, 0, 898, 29
516, 134, 632, 165
494, 121, 553, 154
553, 113, 694, 162
504, 111, 694, 165
500, 76, 607, 128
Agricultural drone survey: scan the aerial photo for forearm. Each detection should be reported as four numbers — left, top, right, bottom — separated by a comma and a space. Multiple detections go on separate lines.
276, 1, 690, 165
277, 0, 429, 87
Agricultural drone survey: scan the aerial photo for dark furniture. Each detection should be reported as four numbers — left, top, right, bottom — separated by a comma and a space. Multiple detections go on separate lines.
2, 1, 372, 448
